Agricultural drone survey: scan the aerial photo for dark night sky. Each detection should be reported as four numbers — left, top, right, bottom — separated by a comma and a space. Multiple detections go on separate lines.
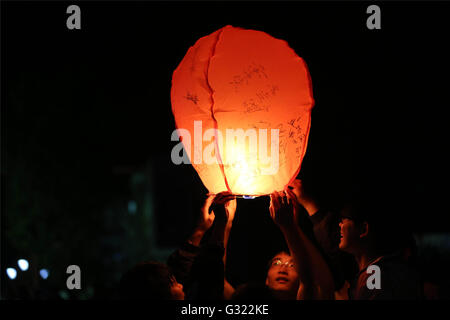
2, 1, 450, 296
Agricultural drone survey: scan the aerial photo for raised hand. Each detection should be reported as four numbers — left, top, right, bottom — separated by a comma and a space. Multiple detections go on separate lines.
190, 192, 237, 247
197, 194, 216, 233
287, 179, 319, 216
269, 191, 295, 231
210, 192, 236, 226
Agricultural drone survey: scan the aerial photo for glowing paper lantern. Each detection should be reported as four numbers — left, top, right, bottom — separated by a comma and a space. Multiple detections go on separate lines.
171, 25, 314, 196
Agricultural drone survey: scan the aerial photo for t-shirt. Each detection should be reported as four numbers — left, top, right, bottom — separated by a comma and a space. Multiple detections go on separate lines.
349, 253, 423, 300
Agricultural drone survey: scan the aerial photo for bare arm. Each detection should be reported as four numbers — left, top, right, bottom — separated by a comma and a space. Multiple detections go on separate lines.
285, 188, 334, 299
270, 191, 314, 299
188, 194, 216, 246
223, 197, 236, 264
208, 192, 236, 299
270, 191, 334, 300
223, 199, 236, 299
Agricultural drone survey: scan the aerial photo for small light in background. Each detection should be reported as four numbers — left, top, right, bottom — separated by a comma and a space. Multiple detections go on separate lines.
18, 259, 29, 271
128, 200, 137, 214
39, 269, 49, 279
6, 268, 17, 280
58, 290, 70, 300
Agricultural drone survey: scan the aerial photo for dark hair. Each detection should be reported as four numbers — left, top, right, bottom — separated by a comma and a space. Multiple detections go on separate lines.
341, 192, 411, 256
119, 261, 175, 300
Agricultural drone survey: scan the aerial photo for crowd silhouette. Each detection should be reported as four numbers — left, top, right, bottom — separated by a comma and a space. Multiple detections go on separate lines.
119, 179, 429, 300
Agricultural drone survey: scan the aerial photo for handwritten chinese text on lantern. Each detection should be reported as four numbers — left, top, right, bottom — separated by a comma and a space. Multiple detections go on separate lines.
171, 25, 314, 196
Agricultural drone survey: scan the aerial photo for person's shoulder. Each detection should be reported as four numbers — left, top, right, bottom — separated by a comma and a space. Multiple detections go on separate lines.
377, 253, 419, 275
361, 255, 422, 299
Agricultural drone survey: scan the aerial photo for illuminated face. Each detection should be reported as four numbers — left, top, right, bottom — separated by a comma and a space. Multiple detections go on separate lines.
169, 276, 185, 300
338, 217, 361, 253
265, 252, 300, 296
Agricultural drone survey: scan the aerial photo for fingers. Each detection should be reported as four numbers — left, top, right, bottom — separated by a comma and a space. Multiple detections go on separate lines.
270, 191, 295, 229
271, 192, 281, 210
285, 188, 297, 204
203, 194, 216, 216
204, 194, 216, 206
225, 198, 237, 222
269, 194, 276, 220
287, 179, 302, 196
271, 190, 289, 207
280, 191, 288, 206
270, 191, 288, 220
289, 179, 302, 188
225, 197, 237, 205
214, 191, 236, 205
225, 198, 237, 210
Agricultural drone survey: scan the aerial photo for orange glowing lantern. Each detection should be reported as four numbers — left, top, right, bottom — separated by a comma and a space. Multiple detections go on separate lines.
171, 25, 314, 196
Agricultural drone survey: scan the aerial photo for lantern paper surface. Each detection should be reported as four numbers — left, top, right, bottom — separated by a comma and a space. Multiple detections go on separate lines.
171, 25, 314, 196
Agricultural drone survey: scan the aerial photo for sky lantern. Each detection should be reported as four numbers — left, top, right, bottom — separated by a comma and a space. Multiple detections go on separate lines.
171, 25, 314, 196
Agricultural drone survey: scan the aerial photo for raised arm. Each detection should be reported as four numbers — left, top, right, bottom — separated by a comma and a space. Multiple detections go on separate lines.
167, 194, 216, 294
284, 188, 335, 299
269, 190, 334, 300
288, 179, 320, 217
188, 194, 216, 246
269, 191, 314, 299
208, 192, 237, 299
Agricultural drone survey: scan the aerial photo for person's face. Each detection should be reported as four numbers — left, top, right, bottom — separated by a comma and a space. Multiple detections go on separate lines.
338, 217, 361, 253
265, 252, 300, 296
169, 276, 184, 300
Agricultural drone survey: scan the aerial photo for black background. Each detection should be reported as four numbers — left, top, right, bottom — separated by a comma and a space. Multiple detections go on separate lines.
2, 1, 450, 299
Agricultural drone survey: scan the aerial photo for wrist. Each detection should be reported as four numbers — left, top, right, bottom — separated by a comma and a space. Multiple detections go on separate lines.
193, 227, 206, 236
279, 223, 297, 235
189, 229, 205, 246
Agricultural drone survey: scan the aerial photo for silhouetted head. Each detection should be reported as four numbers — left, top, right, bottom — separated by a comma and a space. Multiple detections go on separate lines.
119, 261, 184, 300
338, 192, 409, 257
